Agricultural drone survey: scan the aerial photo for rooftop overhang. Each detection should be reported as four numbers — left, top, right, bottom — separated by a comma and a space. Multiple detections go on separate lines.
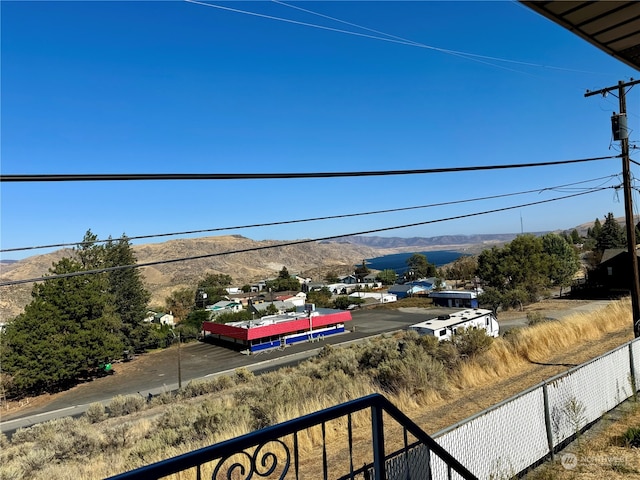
521, 1, 640, 71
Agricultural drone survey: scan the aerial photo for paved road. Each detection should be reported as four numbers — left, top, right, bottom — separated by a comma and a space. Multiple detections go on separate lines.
0, 306, 453, 433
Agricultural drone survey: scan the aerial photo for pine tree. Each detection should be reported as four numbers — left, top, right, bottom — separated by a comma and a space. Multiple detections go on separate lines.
105, 235, 152, 352
1, 257, 123, 394
596, 212, 626, 252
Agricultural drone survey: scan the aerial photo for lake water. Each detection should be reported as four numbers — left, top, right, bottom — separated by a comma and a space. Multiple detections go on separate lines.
364, 250, 465, 275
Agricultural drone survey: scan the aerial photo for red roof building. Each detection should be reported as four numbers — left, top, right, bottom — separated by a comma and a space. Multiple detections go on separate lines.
202, 309, 352, 353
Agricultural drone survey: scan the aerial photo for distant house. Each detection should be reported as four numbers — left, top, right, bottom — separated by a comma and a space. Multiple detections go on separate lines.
588, 247, 640, 291
144, 312, 175, 327
429, 290, 479, 308
338, 275, 359, 285
206, 301, 243, 316
363, 273, 379, 284
349, 291, 397, 303
388, 284, 430, 299
275, 292, 307, 307
249, 300, 297, 315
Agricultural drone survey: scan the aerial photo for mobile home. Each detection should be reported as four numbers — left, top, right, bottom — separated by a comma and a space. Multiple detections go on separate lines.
408, 308, 499, 341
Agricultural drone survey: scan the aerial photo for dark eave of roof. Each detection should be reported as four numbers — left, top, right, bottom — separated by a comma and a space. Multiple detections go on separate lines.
521, 1, 640, 71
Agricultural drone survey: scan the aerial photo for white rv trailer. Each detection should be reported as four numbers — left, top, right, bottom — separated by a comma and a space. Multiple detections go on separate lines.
408, 308, 499, 341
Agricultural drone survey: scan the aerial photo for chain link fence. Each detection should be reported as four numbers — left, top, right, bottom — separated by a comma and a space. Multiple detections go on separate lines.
418, 338, 640, 480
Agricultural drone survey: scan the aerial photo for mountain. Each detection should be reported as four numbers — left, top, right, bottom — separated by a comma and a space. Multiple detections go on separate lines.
0, 235, 382, 320
327, 234, 520, 249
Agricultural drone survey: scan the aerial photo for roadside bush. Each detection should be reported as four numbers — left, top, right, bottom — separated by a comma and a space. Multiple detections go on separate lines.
149, 391, 175, 407
357, 338, 400, 370
316, 345, 359, 377
374, 343, 447, 395
181, 380, 212, 398
11, 417, 101, 461
84, 402, 106, 423
234, 367, 254, 383
432, 341, 461, 372
526, 312, 549, 326
108, 394, 146, 417
451, 328, 493, 358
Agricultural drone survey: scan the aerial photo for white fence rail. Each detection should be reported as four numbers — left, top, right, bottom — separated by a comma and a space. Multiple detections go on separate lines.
428, 337, 639, 480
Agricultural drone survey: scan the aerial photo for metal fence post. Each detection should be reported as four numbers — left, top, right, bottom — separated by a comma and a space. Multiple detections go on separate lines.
630, 343, 638, 396
542, 382, 554, 460
371, 404, 386, 480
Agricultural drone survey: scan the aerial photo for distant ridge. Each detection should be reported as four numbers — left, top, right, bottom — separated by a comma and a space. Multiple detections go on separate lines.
325, 234, 521, 249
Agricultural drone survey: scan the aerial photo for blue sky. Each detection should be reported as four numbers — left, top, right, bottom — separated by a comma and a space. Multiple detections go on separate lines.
1, 1, 638, 260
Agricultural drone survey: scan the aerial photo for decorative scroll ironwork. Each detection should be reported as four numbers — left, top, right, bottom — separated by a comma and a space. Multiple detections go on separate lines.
105, 393, 477, 480
211, 440, 291, 480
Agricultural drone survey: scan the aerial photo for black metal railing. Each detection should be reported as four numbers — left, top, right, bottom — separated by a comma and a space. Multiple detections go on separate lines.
106, 393, 477, 480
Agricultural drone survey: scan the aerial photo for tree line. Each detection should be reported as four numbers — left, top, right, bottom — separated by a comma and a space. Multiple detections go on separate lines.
1, 231, 155, 396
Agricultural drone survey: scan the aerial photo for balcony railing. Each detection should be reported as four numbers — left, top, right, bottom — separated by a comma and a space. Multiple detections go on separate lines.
106, 393, 477, 480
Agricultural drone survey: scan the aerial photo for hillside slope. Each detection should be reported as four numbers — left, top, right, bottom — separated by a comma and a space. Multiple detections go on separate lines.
0, 235, 384, 319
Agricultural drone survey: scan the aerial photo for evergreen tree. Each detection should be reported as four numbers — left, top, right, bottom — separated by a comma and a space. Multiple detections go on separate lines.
196, 273, 233, 307
405, 253, 436, 281
1, 257, 123, 394
590, 218, 603, 240
596, 212, 626, 252
105, 235, 152, 352
570, 229, 582, 244
354, 260, 370, 281
542, 233, 581, 296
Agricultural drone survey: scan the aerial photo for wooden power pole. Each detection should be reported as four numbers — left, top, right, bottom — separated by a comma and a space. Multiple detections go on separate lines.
586, 78, 640, 338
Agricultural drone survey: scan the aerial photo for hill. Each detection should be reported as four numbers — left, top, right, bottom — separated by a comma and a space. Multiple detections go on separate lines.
0, 232, 524, 320
1, 235, 383, 320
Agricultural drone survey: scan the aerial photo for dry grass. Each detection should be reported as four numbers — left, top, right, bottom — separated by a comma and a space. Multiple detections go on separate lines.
454, 299, 631, 390
526, 401, 640, 479
0, 298, 635, 479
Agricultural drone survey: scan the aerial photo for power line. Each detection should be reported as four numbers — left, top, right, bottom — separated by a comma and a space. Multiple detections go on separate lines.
0, 155, 619, 183
0, 175, 619, 253
188, 0, 609, 76
0, 187, 611, 287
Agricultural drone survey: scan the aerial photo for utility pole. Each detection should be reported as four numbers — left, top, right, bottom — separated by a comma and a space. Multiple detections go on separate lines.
586, 78, 640, 338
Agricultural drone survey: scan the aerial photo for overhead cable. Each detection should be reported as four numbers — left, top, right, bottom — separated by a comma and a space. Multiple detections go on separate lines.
188, 0, 608, 76
0, 187, 612, 287
0, 155, 619, 183
0, 174, 620, 253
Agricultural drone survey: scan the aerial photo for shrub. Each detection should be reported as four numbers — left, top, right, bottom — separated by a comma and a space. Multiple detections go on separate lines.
104, 422, 133, 448
357, 339, 400, 370
212, 374, 235, 391
149, 391, 175, 407
373, 343, 447, 395
526, 312, 548, 326
84, 402, 106, 423
108, 394, 146, 417
451, 328, 493, 358
0, 464, 22, 480
21, 448, 54, 475
0, 430, 9, 449
623, 426, 640, 447
234, 367, 254, 383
